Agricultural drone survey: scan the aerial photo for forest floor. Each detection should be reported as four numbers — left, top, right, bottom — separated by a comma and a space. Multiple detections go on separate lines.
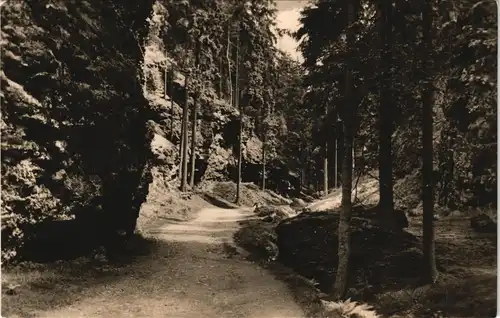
393, 216, 497, 318
236, 214, 497, 318
1, 180, 497, 318
1, 187, 317, 318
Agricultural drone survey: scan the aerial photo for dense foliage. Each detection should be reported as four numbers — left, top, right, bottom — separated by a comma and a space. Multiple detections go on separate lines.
283, 0, 497, 208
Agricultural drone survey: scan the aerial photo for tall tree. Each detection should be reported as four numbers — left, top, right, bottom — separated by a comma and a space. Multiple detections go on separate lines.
323, 103, 329, 196
333, 0, 356, 300
170, 66, 175, 139
235, 26, 242, 204
190, 38, 202, 188
378, 0, 395, 219
190, 92, 199, 188
226, 20, 233, 105
421, 0, 439, 283
261, 104, 268, 191
180, 75, 190, 192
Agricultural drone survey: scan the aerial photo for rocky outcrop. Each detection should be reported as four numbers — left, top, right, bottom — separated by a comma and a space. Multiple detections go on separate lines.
1, 0, 154, 262
141, 1, 264, 189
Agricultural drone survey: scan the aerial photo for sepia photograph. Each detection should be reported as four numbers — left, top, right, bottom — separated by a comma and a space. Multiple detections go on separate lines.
0, 0, 497, 317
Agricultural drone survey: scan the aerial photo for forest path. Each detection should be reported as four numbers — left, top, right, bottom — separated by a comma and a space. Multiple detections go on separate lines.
34, 206, 305, 318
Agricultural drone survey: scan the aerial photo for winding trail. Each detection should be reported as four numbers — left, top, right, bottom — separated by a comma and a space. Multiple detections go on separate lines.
35, 206, 305, 318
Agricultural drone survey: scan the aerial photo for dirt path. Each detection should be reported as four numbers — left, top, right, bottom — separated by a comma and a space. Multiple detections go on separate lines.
33, 206, 306, 318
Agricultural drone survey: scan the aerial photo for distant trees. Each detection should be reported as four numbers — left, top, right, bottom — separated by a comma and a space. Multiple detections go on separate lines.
159, 0, 496, 211
159, 0, 281, 196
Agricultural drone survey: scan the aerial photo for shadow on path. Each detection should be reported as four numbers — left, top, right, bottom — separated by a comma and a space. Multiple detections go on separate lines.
3, 206, 306, 318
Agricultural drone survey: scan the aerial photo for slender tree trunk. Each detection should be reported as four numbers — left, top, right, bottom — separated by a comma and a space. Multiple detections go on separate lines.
302, 145, 309, 191
190, 93, 198, 188
261, 67, 269, 191
180, 75, 190, 192
164, 62, 168, 100
189, 40, 201, 188
324, 105, 329, 196
333, 0, 355, 300
300, 143, 307, 191
262, 128, 267, 191
421, 0, 439, 283
378, 0, 395, 220
235, 29, 242, 204
170, 67, 175, 139
262, 98, 270, 191
334, 136, 338, 188
323, 144, 328, 195
226, 21, 233, 105
178, 72, 185, 179
219, 54, 223, 98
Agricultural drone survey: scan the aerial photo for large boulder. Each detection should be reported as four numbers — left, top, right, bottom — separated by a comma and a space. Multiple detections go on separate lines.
351, 205, 409, 229
233, 219, 278, 261
254, 204, 296, 222
470, 213, 496, 233
275, 210, 421, 292
290, 198, 307, 210
392, 209, 409, 229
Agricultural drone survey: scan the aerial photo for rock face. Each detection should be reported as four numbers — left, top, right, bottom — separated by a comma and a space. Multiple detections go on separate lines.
470, 213, 497, 233
141, 1, 264, 186
275, 211, 421, 292
1, 0, 154, 262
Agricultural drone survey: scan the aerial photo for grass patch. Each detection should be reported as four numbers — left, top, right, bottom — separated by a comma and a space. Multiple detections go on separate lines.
1, 233, 162, 317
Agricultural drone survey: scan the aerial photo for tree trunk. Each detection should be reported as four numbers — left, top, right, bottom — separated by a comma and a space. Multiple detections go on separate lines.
378, 0, 395, 220
300, 143, 307, 191
421, 0, 439, 283
164, 61, 168, 100
180, 75, 190, 192
334, 137, 338, 188
261, 66, 269, 192
219, 54, 223, 98
332, 0, 355, 300
170, 67, 175, 139
189, 40, 201, 189
226, 21, 233, 106
235, 29, 242, 204
178, 71, 185, 181
190, 93, 198, 188
324, 105, 329, 196
262, 127, 267, 191
302, 145, 309, 191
